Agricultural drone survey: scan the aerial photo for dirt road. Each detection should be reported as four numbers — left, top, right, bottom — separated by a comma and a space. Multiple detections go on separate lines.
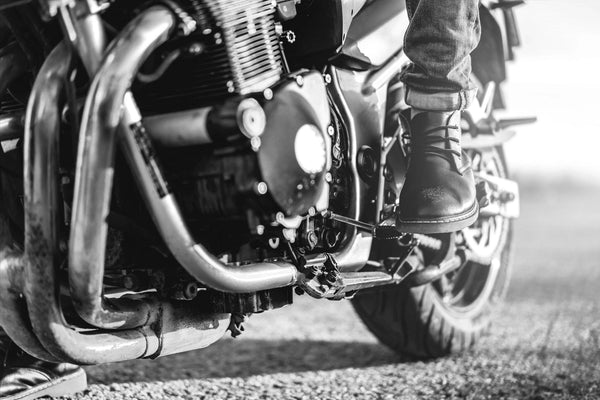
67, 186, 600, 400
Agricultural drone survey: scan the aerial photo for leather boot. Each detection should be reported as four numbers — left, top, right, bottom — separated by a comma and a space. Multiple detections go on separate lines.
396, 110, 478, 234
0, 336, 87, 400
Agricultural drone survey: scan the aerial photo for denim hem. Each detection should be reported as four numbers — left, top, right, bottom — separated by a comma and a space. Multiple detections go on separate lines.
405, 87, 478, 112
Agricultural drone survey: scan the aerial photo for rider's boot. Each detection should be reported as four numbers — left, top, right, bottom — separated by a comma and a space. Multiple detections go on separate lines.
396, 110, 478, 234
0, 335, 87, 400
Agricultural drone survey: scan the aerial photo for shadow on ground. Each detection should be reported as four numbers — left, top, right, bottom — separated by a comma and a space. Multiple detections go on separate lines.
86, 339, 402, 384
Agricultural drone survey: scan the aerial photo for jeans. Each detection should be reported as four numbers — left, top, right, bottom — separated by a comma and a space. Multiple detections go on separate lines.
400, 0, 481, 111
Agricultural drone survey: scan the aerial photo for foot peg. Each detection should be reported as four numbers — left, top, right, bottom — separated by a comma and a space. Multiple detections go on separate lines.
475, 173, 520, 219
476, 181, 492, 208
462, 82, 536, 149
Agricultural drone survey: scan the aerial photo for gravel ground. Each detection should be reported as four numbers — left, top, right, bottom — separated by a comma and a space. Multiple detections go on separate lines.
62, 186, 600, 400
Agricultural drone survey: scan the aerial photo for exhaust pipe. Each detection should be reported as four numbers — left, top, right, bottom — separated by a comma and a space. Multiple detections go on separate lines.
67, 6, 174, 330
20, 38, 229, 364
0, 251, 59, 363
72, 6, 299, 297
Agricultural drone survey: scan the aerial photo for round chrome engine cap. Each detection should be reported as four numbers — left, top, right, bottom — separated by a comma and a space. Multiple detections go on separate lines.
294, 124, 327, 174
237, 98, 266, 138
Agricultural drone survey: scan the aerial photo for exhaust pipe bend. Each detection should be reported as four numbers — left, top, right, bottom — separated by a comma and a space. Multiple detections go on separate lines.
0, 251, 59, 363
24, 42, 159, 363
23, 41, 228, 364
67, 7, 175, 330
0, 41, 58, 363
74, 6, 299, 294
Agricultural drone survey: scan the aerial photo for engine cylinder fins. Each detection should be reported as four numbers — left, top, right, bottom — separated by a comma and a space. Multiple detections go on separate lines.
204, 0, 283, 94
137, 0, 283, 113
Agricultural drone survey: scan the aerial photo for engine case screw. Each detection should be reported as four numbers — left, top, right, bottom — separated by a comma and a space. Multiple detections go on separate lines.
183, 282, 199, 300
323, 73, 332, 84
282, 30, 296, 43
295, 75, 304, 87
327, 126, 335, 136
187, 42, 204, 55
263, 88, 274, 100
255, 182, 268, 195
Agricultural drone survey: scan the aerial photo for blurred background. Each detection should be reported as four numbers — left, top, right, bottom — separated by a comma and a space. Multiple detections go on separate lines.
501, 0, 600, 187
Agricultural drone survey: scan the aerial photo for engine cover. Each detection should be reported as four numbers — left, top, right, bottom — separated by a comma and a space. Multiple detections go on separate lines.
165, 71, 331, 226
258, 71, 331, 216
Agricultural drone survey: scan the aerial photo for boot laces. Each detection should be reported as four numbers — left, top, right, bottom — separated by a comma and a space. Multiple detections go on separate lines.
402, 123, 463, 173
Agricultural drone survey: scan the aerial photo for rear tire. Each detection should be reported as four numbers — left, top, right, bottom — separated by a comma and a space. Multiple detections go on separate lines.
352, 146, 513, 359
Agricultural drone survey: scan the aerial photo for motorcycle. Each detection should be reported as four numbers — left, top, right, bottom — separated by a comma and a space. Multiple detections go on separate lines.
0, 0, 535, 365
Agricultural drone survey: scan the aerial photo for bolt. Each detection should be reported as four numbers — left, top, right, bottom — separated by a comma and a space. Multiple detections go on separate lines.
250, 136, 261, 151
308, 207, 317, 216
268, 237, 280, 249
325, 172, 333, 183
295, 75, 304, 87
255, 182, 268, 195
256, 225, 265, 235
276, 212, 285, 223
294, 287, 305, 296
283, 30, 296, 43
263, 88, 274, 100
327, 126, 335, 136
323, 73, 332, 84
183, 282, 198, 300
187, 42, 204, 55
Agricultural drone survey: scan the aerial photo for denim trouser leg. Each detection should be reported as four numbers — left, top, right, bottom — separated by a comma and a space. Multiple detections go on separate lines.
400, 0, 481, 111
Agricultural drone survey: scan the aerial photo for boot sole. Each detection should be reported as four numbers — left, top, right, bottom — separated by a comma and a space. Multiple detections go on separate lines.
396, 201, 479, 234
4, 368, 87, 400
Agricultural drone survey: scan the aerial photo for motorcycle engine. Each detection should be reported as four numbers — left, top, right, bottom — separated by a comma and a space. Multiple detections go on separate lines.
137, 0, 284, 113
133, 0, 331, 249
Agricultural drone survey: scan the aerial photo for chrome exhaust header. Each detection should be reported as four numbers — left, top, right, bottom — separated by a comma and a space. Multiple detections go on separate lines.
0, 2, 378, 365
1, 9, 229, 365
70, 5, 299, 300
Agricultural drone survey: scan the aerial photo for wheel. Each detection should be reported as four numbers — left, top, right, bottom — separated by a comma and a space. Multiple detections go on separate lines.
352, 146, 513, 359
